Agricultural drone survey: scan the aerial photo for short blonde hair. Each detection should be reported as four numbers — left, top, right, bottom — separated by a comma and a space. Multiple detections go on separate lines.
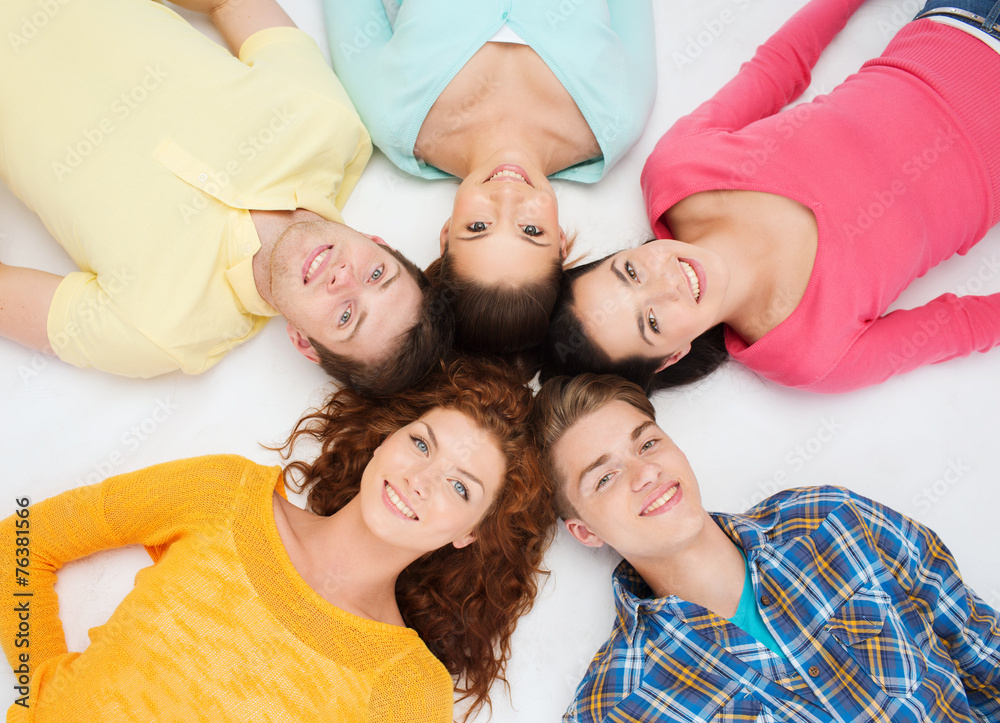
531, 374, 655, 520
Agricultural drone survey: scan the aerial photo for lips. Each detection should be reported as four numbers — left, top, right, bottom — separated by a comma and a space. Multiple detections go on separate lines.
639, 482, 682, 516
302, 245, 333, 284
383, 481, 418, 521
678, 258, 703, 303
485, 164, 533, 187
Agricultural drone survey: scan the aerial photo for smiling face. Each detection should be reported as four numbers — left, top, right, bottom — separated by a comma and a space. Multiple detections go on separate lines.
443, 156, 567, 286
572, 239, 730, 370
552, 400, 709, 563
359, 407, 507, 554
267, 220, 423, 365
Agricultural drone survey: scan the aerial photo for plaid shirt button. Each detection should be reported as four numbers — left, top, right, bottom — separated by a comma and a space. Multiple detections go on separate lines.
808, 666, 820, 677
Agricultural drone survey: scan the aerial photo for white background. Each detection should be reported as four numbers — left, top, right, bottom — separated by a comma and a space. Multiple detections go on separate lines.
2, 0, 999, 720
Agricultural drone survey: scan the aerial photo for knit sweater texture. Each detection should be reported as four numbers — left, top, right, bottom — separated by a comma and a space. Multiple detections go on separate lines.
0, 455, 453, 722
641, 0, 1000, 392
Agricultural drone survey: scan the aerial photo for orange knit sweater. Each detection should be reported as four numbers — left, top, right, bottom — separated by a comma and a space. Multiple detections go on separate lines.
0, 455, 454, 722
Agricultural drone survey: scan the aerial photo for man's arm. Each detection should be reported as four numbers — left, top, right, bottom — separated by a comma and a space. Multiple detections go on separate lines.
170, 0, 297, 56
0, 262, 62, 354
857, 492, 1000, 716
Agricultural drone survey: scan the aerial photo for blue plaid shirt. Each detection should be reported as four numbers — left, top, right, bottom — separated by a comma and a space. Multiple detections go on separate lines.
564, 487, 1000, 722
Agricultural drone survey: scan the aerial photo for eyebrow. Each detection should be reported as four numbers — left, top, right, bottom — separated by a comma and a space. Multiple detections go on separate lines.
631, 421, 657, 441
610, 260, 654, 347
344, 266, 399, 342
577, 453, 610, 494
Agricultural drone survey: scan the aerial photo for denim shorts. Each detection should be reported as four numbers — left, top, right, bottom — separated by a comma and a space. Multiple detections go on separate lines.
915, 0, 1000, 41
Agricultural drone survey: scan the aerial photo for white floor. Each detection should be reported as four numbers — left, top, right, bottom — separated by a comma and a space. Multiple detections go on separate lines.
2, 0, 999, 720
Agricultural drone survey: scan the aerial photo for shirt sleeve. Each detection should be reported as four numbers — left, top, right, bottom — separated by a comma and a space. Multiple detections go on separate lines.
47, 272, 214, 378
854, 491, 1000, 715
322, 0, 395, 113
0, 456, 255, 675
800, 292, 1000, 393
652, 0, 867, 142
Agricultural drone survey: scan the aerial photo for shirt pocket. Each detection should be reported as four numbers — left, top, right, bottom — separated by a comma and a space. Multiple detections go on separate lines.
708, 691, 774, 722
826, 585, 926, 696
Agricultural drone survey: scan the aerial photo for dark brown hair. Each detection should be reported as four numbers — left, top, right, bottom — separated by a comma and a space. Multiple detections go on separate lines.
539, 252, 729, 392
532, 374, 655, 520
310, 246, 454, 396
425, 251, 561, 357
278, 356, 553, 719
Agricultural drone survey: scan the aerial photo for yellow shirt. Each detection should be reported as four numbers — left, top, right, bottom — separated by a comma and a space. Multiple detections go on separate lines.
0, 0, 371, 376
0, 455, 454, 722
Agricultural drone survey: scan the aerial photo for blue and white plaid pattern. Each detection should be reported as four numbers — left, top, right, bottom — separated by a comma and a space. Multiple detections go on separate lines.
565, 487, 1000, 722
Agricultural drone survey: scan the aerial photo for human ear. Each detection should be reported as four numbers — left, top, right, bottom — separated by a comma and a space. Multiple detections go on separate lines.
564, 519, 605, 548
439, 219, 451, 255
286, 322, 320, 364
452, 532, 476, 549
656, 344, 691, 373
559, 228, 569, 261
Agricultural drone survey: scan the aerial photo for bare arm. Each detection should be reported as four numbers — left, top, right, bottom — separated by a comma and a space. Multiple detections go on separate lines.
170, 0, 297, 56
0, 262, 61, 353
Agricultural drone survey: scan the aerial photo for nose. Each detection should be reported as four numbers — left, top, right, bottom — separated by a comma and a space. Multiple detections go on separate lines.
629, 459, 660, 492
488, 182, 527, 205
405, 463, 434, 500
328, 259, 358, 291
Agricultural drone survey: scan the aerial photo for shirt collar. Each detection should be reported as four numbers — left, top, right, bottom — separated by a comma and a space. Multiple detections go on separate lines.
610, 509, 781, 644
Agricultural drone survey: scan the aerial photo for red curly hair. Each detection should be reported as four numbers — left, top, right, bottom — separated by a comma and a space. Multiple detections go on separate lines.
278, 356, 554, 719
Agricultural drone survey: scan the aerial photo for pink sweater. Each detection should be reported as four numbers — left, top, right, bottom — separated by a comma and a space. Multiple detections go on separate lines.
641, 0, 1000, 393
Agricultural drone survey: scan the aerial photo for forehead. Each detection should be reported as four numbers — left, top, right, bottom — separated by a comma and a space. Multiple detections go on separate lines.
571, 259, 642, 358
416, 407, 506, 486
552, 400, 660, 481
448, 236, 556, 285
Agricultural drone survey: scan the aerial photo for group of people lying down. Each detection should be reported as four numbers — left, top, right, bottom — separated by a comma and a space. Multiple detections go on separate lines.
1, 0, 999, 720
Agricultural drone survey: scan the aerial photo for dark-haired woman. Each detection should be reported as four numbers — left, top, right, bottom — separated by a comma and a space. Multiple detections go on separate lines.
0, 358, 552, 721
323, 0, 656, 356
543, 0, 1000, 394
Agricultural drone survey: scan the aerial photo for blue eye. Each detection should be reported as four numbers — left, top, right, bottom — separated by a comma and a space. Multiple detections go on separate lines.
370, 266, 383, 281
338, 307, 352, 326
451, 479, 469, 500
522, 225, 541, 237
468, 221, 487, 233
596, 472, 613, 490
410, 435, 428, 454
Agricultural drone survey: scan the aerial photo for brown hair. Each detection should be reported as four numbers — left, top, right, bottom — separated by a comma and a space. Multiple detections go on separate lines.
278, 356, 553, 718
425, 236, 576, 357
310, 246, 454, 396
532, 374, 655, 520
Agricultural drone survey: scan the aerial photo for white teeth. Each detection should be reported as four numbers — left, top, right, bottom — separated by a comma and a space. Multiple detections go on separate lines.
385, 483, 417, 520
642, 486, 678, 515
489, 169, 526, 182
680, 260, 700, 301
306, 248, 331, 282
